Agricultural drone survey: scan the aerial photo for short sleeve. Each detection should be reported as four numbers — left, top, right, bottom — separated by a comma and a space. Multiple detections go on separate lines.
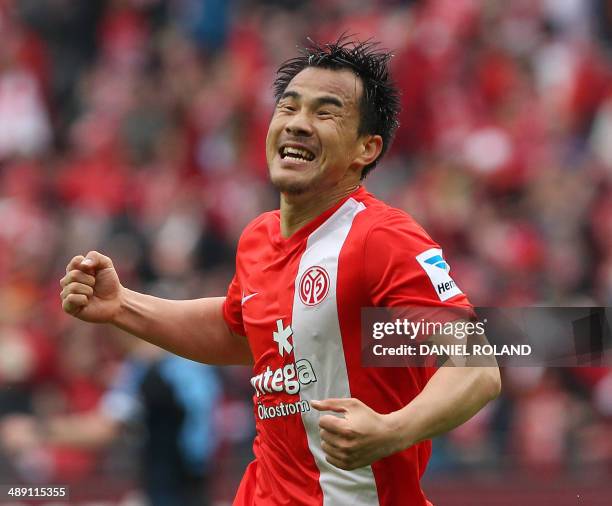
223, 273, 246, 336
365, 212, 472, 311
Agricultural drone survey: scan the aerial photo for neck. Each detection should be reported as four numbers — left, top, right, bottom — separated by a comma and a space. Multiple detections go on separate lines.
279, 183, 361, 238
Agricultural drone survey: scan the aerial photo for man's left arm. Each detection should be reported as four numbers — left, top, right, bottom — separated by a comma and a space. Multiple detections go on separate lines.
311, 366, 501, 470
314, 216, 501, 470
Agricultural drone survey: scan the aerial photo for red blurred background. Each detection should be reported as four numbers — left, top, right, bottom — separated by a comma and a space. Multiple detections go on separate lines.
0, 0, 611, 504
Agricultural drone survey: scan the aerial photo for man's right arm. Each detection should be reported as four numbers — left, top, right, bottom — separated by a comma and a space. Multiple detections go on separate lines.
60, 251, 252, 365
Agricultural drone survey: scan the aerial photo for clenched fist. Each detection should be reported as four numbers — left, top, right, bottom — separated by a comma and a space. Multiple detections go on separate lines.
60, 251, 123, 323
310, 398, 403, 470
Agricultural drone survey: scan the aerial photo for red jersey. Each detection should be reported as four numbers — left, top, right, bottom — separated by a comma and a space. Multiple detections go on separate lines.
223, 186, 471, 506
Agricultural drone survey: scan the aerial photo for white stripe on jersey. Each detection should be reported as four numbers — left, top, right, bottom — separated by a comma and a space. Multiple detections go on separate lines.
291, 197, 380, 506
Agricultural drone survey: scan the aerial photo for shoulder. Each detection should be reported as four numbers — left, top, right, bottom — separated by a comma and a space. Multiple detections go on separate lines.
237, 210, 279, 250
241, 210, 278, 235
354, 195, 469, 305
352, 191, 437, 252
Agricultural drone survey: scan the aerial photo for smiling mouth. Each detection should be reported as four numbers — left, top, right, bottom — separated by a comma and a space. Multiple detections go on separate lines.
279, 146, 316, 162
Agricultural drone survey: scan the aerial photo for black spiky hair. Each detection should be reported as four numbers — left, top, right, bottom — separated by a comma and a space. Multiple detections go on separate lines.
273, 35, 401, 178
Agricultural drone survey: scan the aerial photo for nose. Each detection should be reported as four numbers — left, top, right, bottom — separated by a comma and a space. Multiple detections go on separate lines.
284, 109, 313, 137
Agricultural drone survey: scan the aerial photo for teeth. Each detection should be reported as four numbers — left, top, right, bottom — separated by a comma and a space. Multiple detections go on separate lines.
281, 146, 314, 161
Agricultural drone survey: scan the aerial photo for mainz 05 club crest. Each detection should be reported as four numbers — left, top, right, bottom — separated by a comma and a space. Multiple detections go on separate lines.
299, 266, 330, 306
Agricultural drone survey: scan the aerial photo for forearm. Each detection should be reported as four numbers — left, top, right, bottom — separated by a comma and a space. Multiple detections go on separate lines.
388, 366, 501, 451
45, 413, 118, 449
113, 289, 252, 365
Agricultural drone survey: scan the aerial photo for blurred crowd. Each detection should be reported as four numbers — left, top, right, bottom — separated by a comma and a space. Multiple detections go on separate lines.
0, 0, 611, 503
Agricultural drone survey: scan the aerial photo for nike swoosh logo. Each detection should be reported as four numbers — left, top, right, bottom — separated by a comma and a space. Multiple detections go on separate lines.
241, 292, 259, 305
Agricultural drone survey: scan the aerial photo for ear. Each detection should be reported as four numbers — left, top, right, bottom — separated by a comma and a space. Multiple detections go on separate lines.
353, 135, 383, 173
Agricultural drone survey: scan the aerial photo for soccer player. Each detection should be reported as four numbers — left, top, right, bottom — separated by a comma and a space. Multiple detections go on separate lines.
60, 38, 501, 505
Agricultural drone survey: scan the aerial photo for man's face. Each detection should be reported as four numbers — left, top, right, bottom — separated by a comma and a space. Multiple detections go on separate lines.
266, 67, 366, 195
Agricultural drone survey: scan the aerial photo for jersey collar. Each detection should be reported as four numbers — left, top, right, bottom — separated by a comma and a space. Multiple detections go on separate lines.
271, 185, 367, 250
